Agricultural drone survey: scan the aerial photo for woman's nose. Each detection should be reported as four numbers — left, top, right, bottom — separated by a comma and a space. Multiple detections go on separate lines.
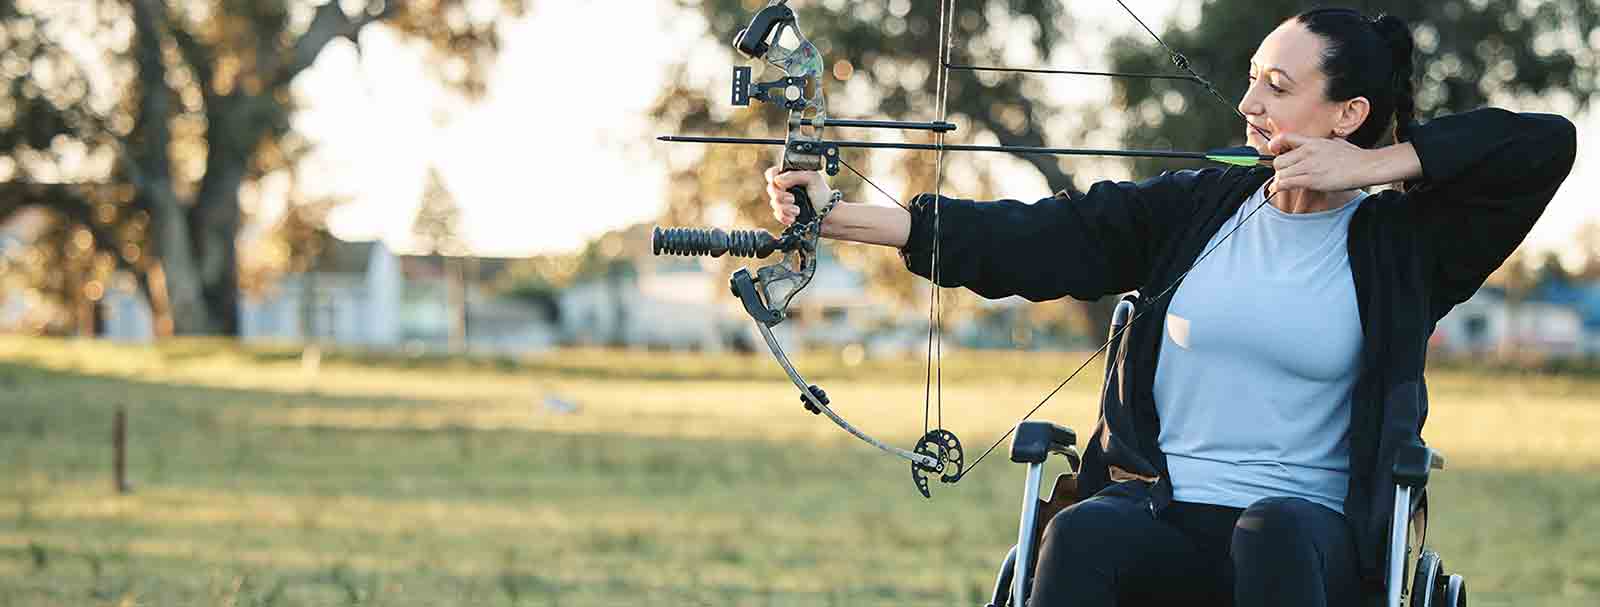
1237, 87, 1262, 117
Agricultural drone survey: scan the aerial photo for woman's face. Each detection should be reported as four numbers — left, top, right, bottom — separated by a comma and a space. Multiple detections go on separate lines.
1238, 20, 1370, 151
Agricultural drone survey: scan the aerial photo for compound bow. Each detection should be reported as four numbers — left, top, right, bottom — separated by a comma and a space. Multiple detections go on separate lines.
653, 0, 1278, 498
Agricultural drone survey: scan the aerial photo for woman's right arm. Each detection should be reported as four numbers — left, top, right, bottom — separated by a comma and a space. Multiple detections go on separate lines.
767, 166, 1224, 302
765, 166, 913, 248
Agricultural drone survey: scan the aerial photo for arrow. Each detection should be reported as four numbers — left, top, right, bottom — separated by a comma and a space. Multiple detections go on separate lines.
658, 136, 1273, 167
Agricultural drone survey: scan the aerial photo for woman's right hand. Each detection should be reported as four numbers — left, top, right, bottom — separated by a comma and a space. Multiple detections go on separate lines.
764, 166, 833, 226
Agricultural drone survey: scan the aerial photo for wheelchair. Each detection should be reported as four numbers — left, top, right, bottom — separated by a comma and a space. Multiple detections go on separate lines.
983, 296, 1466, 607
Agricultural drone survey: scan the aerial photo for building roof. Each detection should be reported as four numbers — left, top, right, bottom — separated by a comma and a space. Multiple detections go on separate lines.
1530, 280, 1600, 329
311, 239, 380, 275
398, 255, 519, 283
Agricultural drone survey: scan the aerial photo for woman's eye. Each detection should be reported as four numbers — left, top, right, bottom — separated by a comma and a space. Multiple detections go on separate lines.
1248, 74, 1284, 93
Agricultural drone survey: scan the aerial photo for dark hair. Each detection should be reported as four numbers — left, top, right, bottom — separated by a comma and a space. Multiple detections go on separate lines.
1293, 8, 1416, 148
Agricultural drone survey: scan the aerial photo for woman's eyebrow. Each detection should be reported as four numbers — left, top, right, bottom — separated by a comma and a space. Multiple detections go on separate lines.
1249, 61, 1298, 85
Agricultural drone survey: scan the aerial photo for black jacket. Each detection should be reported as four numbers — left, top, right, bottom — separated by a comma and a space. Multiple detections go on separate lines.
898, 108, 1577, 588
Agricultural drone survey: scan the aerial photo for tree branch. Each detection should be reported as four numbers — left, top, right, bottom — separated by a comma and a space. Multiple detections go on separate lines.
128, 0, 174, 184
169, 21, 217, 103
268, 0, 400, 90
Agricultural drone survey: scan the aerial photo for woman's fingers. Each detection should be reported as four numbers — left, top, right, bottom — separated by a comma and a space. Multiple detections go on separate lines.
766, 165, 798, 225
1267, 132, 1309, 156
766, 181, 795, 204
764, 165, 838, 226
774, 171, 811, 191
766, 165, 832, 226
1271, 143, 1311, 173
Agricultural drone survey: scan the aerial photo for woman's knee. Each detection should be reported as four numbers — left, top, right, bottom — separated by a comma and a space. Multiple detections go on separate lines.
1231, 498, 1360, 605
1233, 497, 1344, 554
1040, 496, 1145, 556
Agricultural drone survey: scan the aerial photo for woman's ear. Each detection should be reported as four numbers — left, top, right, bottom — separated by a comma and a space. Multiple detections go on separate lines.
1336, 96, 1372, 138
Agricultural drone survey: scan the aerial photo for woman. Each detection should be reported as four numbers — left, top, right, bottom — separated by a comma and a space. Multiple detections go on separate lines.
764, 8, 1575, 607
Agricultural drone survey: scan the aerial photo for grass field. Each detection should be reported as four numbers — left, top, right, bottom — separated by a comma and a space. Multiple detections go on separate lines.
1, 337, 1598, 606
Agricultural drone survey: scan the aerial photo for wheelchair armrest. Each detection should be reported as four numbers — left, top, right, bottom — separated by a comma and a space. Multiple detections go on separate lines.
1010, 421, 1077, 464
1393, 442, 1446, 489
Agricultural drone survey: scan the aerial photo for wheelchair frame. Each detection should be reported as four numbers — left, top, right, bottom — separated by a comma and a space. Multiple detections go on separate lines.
984, 297, 1466, 607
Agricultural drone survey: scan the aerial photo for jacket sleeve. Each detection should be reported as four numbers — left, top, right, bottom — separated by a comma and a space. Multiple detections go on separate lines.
898, 169, 1217, 302
1408, 108, 1578, 315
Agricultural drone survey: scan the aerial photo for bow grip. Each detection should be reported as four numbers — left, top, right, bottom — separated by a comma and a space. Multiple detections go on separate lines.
788, 184, 817, 225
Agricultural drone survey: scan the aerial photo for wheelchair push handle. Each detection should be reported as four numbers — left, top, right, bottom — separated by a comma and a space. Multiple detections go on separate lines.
1009, 421, 1077, 464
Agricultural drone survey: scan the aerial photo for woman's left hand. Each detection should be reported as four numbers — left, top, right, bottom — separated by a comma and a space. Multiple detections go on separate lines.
1267, 133, 1380, 193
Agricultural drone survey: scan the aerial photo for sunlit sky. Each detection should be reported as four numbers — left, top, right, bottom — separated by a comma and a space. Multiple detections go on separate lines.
288, 1, 1597, 262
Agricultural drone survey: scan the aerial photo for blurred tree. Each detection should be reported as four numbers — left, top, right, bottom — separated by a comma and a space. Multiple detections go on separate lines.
0, 0, 527, 335
1575, 221, 1600, 281
0, 184, 145, 335
1534, 250, 1572, 287
410, 165, 470, 351
264, 195, 343, 288
410, 166, 466, 258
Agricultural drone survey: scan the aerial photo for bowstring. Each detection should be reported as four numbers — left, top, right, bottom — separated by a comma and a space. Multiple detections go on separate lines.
922, 0, 956, 438
1114, 0, 1274, 142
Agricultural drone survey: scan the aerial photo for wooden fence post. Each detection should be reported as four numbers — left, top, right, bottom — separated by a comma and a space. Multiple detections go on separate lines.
113, 406, 130, 494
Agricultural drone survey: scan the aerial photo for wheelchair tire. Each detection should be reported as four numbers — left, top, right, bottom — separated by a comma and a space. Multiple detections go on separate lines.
1410, 551, 1443, 607
1444, 573, 1467, 607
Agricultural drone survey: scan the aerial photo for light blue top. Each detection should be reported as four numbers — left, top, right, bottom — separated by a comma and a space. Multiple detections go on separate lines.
1153, 185, 1367, 514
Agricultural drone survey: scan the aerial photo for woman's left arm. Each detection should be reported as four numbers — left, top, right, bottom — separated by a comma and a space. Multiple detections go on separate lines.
1272, 108, 1578, 309
1404, 109, 1577, 310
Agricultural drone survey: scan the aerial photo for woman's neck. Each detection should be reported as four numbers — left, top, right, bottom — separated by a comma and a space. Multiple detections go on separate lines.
1271, 186, 1363, 214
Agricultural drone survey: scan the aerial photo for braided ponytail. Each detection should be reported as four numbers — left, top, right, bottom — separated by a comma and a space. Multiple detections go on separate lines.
1372, 15, 1417, 144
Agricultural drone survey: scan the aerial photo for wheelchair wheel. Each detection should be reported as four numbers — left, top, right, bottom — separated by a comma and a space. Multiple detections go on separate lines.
1410, 551, 1443, 607
1444, 573, 1467, 607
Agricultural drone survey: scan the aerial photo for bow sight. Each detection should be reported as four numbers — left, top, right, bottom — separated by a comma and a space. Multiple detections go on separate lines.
652, 0, 965, 498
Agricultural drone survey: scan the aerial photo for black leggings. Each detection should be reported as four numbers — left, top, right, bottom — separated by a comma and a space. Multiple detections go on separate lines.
1030, 481, 1361, 607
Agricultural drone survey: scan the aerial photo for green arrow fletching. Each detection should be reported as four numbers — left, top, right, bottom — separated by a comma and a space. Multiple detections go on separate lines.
1204, 146, 1270, 167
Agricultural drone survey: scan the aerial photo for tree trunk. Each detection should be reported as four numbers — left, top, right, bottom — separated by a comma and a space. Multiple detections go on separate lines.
147, 188, 213, 334
191, 158, 246, 336
135, 263, 174, 338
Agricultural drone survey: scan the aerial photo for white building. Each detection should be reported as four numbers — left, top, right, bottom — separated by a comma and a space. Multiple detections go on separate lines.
241, 240, 558, 353
241, 239, 403, 346
1432, 286, 1590, 357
